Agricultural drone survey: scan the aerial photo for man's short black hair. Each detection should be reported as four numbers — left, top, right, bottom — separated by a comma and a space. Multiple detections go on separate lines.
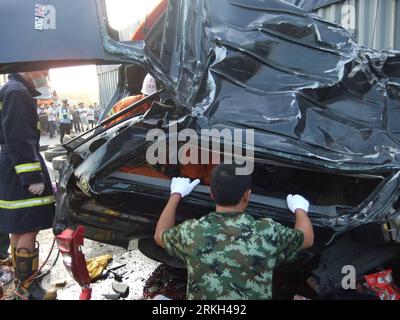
210, 164, 252, 206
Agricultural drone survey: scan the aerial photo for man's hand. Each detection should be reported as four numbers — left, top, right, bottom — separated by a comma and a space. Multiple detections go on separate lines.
287, 194, 314, 249
28, 183, 45, 196
287, 194, 309, 214
170, 178, 200, 198
154, 178, 200, 248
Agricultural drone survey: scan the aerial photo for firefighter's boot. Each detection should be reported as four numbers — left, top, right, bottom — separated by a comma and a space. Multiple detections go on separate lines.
15, 248, 57, 300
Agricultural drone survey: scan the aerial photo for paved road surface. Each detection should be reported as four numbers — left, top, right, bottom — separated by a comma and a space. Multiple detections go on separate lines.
34, 133, 161, 300
37, 231, 160, 300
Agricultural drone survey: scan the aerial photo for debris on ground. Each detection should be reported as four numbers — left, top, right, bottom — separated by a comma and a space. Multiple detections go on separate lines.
112, 281, 129, 298
101, 263, 126, 280
102, 293, 121, 300
36, 232, 160, 300
0, 266, 14, 286
0, 266, 15, 300
52, 280, 67, 288
143, 264, 187, 300
364, 270, 400, 300
86, 255, 113, 282
110, 271, 124, 282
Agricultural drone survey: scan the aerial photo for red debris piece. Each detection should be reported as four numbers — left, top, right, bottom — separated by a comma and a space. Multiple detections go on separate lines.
364, 269, 400, 300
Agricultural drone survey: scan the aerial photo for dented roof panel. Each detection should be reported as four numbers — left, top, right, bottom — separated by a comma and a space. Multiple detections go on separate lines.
163, 0, 400, 169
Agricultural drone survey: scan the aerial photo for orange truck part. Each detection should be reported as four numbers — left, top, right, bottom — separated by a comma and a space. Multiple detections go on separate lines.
131, 0, 168, 41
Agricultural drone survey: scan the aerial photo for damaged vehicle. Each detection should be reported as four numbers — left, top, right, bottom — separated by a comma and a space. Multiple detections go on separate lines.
1, 0, 400, 298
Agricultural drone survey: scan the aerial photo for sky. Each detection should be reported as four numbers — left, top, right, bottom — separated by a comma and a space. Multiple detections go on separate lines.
105, 0, 161, 30
49, 0, 161, 105
49, 65, 99, 105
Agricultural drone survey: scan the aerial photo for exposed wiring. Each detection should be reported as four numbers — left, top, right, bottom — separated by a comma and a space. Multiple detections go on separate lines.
13, 289, 29, 301
33, 250, 60, 281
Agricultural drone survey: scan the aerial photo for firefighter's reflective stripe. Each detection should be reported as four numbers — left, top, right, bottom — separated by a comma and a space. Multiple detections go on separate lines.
14, 162, 42, 174
0, 195, 55, 209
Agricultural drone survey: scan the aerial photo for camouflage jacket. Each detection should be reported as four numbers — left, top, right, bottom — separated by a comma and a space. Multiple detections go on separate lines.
162, 211, 304, 300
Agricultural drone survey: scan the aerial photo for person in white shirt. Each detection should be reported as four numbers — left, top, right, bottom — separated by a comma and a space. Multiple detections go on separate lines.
87, 105, 95, 129
79, 103, 89, 131
93, 103, 101, 123
47, 103, 57, 138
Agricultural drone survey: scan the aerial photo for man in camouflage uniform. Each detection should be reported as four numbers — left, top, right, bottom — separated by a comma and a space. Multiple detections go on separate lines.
154, 164, 314, 300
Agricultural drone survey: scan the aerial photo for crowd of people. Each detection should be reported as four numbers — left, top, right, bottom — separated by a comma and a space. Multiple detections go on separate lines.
37, 99, 101, 143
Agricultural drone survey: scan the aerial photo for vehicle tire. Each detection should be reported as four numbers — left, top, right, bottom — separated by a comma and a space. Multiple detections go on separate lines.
138, 239, 186, 269
52, 155, 67, 171
44, 148, 67, 162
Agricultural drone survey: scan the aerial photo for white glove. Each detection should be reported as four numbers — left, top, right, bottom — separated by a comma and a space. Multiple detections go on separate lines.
170, 178, 200, 198
28, 183, 45, 196
287, 194, 309, 214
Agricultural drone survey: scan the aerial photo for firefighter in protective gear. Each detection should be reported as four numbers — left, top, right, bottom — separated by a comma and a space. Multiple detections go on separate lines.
105, 74, 157, 127
107, 74, 160, 177
0, 73, 56, 300
141, 73, 157, 96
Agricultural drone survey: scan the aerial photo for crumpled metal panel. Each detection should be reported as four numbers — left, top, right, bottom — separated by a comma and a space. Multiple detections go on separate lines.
52, 0, 400, 235
165, 0, 400, 170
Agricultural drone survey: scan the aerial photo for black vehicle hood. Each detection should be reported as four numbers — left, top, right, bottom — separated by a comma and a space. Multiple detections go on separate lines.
2, 0, 400, 169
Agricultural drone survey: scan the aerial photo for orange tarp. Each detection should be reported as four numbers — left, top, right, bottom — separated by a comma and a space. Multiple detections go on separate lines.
105, 94, 151, 128
120, 165, 170, 180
